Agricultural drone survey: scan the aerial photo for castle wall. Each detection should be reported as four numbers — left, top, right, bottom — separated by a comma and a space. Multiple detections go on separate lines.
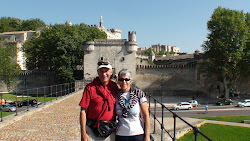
134, 65, 211, 97
0, 70, 56, 93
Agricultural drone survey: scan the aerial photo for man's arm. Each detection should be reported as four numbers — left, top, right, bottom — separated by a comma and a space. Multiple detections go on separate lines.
80, 107, 90, 141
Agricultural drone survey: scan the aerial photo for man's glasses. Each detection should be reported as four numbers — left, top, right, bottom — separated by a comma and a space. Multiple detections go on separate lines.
97, 62, 110, 66
118, 78, 131, 82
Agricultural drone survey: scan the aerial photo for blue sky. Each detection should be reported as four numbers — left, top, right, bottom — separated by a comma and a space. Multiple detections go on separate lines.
1, 0, 249, 53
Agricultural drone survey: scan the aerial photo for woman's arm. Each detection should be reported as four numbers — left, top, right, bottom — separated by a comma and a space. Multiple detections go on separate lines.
141, 102, 150, 141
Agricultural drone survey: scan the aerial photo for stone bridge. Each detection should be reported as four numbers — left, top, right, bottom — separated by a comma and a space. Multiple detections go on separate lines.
0, 90, 206, 141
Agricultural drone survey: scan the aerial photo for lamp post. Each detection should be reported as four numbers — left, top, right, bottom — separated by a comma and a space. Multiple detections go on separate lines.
0, 92, 9, 122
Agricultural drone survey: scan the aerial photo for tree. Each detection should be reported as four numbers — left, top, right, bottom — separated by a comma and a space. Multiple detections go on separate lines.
0, 17, 22, 33
0, 41, 20, 91
143, 48, 156, 56
24, 23, 106, 83
201, 7, 249, 99
18, 18, 46, 31
0, 17, 46, 33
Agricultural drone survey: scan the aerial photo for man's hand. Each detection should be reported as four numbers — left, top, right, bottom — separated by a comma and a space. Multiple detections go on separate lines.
80, 108, 89, 141
81, 132, 90, 141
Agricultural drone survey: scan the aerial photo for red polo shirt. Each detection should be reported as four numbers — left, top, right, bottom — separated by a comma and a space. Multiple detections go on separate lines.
79, 78, 118, 121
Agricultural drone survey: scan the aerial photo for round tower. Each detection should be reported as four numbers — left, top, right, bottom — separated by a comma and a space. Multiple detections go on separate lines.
83, 41, 95, 53
128, 31, 136, 41
126, 31, 138, 53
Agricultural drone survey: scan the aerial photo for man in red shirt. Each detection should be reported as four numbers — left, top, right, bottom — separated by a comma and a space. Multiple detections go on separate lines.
79, 59, 118, 141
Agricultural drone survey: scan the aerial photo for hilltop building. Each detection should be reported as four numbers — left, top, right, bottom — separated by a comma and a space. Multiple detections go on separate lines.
152, 44, 180, 54
97, 15, 122, 39
0, 31, 39, 70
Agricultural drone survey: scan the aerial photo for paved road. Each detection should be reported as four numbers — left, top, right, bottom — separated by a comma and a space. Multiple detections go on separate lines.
151, 105, 250, 117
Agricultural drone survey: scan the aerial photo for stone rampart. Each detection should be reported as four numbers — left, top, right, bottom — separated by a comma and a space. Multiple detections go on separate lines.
135, 64, 212, 97
0, 70, 56, 93
135, 62, 249, 98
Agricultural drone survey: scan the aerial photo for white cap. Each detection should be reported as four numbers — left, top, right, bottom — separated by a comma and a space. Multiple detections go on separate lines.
97, 60, 112, 70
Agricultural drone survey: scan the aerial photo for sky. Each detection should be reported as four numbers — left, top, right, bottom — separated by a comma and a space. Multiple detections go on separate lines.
1, 0, 249, 53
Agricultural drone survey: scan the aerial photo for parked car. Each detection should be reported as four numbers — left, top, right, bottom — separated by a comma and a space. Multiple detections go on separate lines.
22, 99, 37, 106
216, 99, 233, 106
243, 99, 250, 102
189, 100, 198, 107
173, 102, 193, 110
9, 101, 23, 107
237, 99, 250, 105
0, 104, 16, 112
237, 101, 250, 107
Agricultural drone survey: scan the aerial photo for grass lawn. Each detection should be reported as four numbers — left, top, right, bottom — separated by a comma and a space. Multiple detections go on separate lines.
178, 123, 250, 141
2, 93, 60, 103
0, 112, 14, 117
196, 115, 250, 123
1, 94, 61, 118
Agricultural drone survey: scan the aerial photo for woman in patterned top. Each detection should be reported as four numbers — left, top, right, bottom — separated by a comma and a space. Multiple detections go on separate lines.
115, 69, 150, 141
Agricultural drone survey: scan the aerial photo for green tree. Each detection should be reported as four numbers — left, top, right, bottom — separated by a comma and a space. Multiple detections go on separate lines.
158, 50, 166, 55
0, 17, 46, 33
0, 17, 22, 33
143, 48, 156, 56
201, 7, 249, 99
0, 41, 20, 90
19, 18, 46, 31
24, 23, 106, 83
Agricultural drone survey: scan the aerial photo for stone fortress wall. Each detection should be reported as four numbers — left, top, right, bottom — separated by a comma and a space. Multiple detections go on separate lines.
134, 60, 206, 97
0, 70, 56, 93
134, 54, 249, 98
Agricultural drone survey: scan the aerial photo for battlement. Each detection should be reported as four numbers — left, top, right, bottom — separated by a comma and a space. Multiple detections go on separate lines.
19, 70, 54, 76
128, 31, 136, 41
136, 63, 196, 69
94, 39, 126, 45
108, 28, 122, 33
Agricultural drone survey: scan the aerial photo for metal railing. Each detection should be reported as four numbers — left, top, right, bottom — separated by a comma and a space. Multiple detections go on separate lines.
1, 80, 86, 122
148, 95, 212, 141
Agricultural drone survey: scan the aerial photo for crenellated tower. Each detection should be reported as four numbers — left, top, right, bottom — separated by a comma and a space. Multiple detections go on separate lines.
82, 31, 138, 80
126, 31, 138, 53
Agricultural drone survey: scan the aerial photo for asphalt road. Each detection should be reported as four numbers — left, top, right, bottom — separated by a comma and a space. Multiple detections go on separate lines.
151, 105, 250, 117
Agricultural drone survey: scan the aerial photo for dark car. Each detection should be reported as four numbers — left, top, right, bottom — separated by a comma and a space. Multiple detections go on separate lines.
22, 99, 38, 106
9, 101, 23, 107
216, 99, 233, 106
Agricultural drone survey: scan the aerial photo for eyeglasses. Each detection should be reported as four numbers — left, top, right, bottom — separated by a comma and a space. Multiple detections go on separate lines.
97, 62, 110, 66
118, 78, 131, 82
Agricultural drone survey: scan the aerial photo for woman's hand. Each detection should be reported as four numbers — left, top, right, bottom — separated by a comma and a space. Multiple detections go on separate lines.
144, 135, 151, 141
141, 102, 151, 141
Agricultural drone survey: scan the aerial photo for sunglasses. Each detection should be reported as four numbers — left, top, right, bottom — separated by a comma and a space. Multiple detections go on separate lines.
97, 62, 110, 66
118, 78, 131, 82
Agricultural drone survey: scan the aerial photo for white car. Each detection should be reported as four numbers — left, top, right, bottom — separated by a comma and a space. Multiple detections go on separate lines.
0, 104, 16, 112
189, 100, 198, 107
243, 99, 250, 102
237, 101, 250, 107
173, 102, 193, 110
